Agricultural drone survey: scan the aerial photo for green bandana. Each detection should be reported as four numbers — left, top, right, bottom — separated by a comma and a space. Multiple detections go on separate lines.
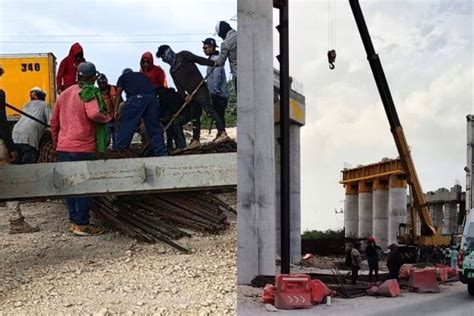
78, 81, 108, 153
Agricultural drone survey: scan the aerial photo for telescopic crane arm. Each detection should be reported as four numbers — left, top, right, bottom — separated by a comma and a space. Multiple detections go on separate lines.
348, 0, 436, 237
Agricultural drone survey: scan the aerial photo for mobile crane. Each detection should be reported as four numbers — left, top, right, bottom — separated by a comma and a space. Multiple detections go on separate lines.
349, 0, 450, 246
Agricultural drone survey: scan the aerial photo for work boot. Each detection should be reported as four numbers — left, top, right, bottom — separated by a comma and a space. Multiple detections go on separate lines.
188, 139, 201, 149
70, 224, 104, 236
213, 131, 230, 144
9, 217, 40, 234
169, 147, 184, 155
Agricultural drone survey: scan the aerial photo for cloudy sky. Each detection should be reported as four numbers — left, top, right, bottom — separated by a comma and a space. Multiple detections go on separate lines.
277, 0, 473, 232
0, 0, 236, 86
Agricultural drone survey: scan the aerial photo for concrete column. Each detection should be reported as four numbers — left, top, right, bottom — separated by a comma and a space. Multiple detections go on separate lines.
237, 0, 276, 284
388, 175, 407, 246
372, 178, 389, 249
358, 181, 373, 243
275, 124, 301, 264
344, 183, 359, 238
431, 203, 444, 229
443, 202, 458, 234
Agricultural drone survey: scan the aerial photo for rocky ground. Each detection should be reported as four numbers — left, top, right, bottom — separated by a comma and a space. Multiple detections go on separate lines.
0, 192, 236, 315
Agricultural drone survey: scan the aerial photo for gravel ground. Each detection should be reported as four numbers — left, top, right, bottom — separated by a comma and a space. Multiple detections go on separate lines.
0, 192, 236, 315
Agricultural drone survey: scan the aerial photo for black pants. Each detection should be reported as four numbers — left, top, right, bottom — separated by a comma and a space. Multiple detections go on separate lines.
368, 260, 379, 282
211, 94, 228, 129
351, 266, 359, 284
172, 109, 193, 149
388, 266, 400, 281
194, 88, 224, 137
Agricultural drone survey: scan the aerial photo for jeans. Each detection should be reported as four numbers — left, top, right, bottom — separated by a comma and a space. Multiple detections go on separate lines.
211, 94, 228, 129
115, 94, 167, 156
58, 152, 95, 225
14, 143, 39, 164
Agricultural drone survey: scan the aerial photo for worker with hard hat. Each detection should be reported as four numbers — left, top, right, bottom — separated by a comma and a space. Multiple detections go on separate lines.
365, 236, 382, 282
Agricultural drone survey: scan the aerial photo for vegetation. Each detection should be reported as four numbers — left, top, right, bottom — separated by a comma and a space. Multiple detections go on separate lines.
301, 228, 344, 240
200, 80, 237, 129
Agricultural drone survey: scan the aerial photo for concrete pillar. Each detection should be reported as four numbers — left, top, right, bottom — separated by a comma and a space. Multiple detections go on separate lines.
275, 124, 301, 264
388, 175, 407, 246
443, 202, 458, 234
431, 203, 444, 229
358, 181, 373, 243
372, 178, 389, 249
344, 183, 359, 239
237, 0, 276, 284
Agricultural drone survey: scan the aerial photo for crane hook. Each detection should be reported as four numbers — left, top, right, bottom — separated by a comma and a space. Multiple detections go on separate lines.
327, 49, 336, 70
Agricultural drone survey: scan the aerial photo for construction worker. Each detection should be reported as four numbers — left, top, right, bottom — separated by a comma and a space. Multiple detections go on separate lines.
57, 42, 85, 94
51, 62, 112, 236
451, 245, 459, 268
365, 237, 382, 282
140, 52, 168, 91
113, 68, 167, 156
387, 244, 404, 280
202, 37, 229, 131
156, 86, 195, 153
214, 21, 237, 93
12, 87, 51, 164
156, 45, 229, 148
0, 89, 39, 234
97, 73, 122, 147
350, 242, 362, 285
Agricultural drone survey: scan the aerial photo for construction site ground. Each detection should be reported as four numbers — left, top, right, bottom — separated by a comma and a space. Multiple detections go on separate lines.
0, 192, 236, 315
238, 281, 471, 315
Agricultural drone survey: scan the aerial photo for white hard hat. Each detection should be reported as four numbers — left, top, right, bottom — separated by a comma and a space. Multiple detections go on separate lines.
30, 86, 44, 93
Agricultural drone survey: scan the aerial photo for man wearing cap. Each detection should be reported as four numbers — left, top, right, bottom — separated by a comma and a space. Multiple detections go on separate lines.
12, 87, 51, 164
0, 89, 39, 234
51, 62, 112, 236
350, 242, 362, 285
97, 73, 122, 147
113, 68, 167, 156
156, 45, 229, 147
214, 21, 237, 93
202, 37, 229, 132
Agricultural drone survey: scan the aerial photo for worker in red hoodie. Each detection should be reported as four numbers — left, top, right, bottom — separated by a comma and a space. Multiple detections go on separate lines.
140, 51, 167, 92
56, 43, 85, 94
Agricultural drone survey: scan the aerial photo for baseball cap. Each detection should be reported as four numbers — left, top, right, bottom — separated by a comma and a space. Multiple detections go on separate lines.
202, 38, 218, 48
77, 62, 98, 77
30, 86, 44, 93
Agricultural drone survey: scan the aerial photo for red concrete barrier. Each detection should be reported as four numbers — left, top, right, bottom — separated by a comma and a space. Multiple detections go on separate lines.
274, 274, 312, 309
262, 284, 276, 304
310, 279, 335, 304
435, 267, 448, 282
409, 268, 440, 293
377, 279, 400, 297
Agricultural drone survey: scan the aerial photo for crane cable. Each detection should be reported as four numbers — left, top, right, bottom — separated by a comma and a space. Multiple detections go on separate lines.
327, 0, 337, 70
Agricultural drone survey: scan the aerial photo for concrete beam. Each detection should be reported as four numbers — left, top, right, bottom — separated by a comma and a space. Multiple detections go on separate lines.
0, 153, 236, 201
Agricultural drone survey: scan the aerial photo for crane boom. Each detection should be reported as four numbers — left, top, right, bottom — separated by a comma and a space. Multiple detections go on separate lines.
348, 0, 436, 237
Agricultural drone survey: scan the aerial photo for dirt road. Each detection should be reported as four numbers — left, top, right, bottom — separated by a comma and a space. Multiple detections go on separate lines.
0, 193, 236, 315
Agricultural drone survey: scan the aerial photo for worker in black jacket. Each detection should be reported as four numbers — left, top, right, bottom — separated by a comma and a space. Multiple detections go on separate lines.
387, 243, 404, 281
156, 45, 230, 149
0, 89, 39, 234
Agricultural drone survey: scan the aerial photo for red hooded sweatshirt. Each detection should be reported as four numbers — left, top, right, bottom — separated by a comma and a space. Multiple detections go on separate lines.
57, 43, 85, 93
140, 52, 168, 89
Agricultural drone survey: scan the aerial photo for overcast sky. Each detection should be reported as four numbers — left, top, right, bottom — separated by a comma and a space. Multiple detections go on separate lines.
0, 0, 236, 87
275, 0, 474, 230
279, 0, 473, 232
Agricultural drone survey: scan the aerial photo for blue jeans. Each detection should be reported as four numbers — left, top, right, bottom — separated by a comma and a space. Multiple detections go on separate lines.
114, 94, 167, 156
58, 152, 95, 225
